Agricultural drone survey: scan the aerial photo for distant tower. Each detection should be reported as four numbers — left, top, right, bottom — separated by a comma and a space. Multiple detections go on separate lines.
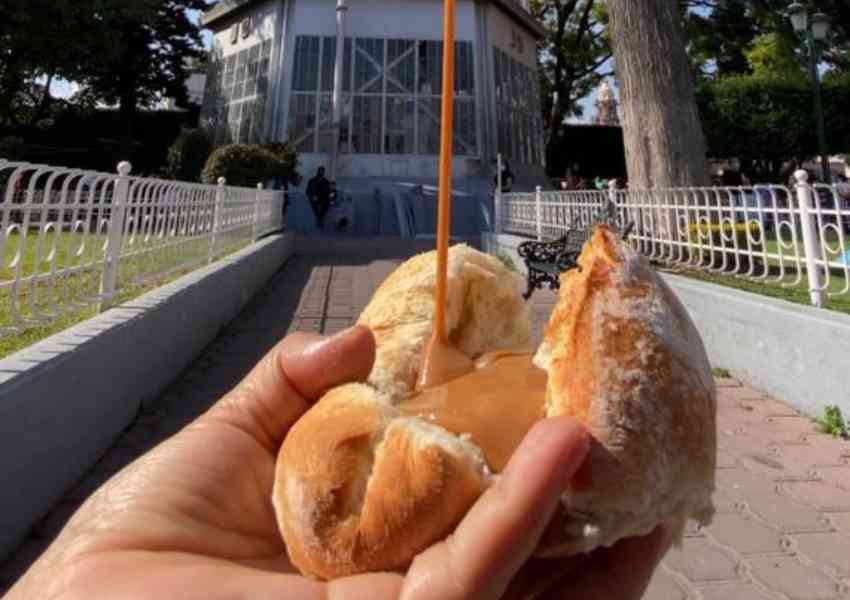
594, 80, 620, 127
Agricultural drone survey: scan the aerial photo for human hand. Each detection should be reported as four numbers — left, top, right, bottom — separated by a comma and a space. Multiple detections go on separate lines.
8, 326, 671, 600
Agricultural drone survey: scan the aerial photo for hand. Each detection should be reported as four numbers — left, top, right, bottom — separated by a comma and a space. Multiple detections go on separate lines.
8, 327, 671, 600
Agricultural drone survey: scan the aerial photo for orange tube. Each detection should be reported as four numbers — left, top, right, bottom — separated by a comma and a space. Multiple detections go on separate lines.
434, 0, 456, 343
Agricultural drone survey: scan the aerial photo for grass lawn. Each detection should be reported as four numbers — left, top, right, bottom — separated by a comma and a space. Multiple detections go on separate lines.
1, 229, 252, 358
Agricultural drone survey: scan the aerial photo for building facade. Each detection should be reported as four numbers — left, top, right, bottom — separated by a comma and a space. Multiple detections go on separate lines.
201, 0, 546, 235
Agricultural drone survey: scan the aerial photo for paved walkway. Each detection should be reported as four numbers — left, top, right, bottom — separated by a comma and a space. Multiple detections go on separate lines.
2, 237, 850, 599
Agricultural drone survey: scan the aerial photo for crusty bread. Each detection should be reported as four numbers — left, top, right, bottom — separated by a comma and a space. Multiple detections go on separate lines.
533, 225, 716, 555
274, 245, 532, 579
273, 231, 717, 580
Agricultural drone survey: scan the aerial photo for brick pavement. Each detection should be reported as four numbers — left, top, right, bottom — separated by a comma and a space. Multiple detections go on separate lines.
2, 237, 849, 599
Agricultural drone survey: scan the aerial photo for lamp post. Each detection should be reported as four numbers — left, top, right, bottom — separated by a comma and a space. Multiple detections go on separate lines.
789, 2, 832, 184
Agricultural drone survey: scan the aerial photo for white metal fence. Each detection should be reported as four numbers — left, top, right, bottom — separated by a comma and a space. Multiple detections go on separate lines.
496, 172, 850, 308
0, 160, 286, 337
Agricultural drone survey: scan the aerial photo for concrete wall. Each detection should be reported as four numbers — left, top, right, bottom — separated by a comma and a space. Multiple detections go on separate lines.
483, 233, 850, 419
0, 233, 295, 561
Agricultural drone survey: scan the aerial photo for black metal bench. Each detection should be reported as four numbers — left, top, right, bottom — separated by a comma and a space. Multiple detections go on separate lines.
517, 202, 634, 301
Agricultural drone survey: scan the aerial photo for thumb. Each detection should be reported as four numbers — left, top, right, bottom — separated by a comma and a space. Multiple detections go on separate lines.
401, 417, 590, 600
205, 326, 376, 452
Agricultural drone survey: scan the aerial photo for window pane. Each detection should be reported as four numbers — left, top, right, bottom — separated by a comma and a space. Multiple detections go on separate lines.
339, 94, 352, 153
387, 39, 415, 94
351, 95, 382, 153
292, 36, 320, 91
343, 38, 352, 92
288, 93, 317, 152
354, 38, 384, 93
385, 97, 415, 154
454, 98, 477, 156
417, 97, 440, 154
455, 42, 474, 95
317, 94, 334, 153
321, 37, 337, 92
418, 41, 442, 95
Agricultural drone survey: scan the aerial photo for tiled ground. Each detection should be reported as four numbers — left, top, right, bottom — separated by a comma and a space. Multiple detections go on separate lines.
2, 236, 849, 599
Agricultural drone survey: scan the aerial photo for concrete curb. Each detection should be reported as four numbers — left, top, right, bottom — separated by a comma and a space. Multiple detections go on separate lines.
482, 232, 850, 420
0, 233, 295, 560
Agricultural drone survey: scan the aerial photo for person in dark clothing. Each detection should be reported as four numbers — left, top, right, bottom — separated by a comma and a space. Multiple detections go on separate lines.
306, 167, 332, 230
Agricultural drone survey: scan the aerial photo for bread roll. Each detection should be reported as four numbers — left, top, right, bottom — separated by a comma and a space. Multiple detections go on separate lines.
273, 229, 717, 580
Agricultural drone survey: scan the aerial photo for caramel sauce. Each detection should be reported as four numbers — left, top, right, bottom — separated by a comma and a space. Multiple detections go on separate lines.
400, 353, 546, 472
409, 2, 550, 473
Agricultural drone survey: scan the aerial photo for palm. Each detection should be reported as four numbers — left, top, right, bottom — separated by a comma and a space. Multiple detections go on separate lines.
10, 329, 669, 600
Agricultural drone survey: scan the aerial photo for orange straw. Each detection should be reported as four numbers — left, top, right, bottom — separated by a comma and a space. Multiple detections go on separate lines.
434, 0, 456, 343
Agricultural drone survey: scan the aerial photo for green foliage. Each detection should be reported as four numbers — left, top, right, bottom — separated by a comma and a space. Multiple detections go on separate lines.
696, 74, 850, 181
745, 34, 805, 79
202, 144, 300, 189
165, 128, 213, 182
684, 0, 849, 76
815, 406, 848, 438
688, 222, 763, 254
711, 367, 732, 378
0, 136, 25, 160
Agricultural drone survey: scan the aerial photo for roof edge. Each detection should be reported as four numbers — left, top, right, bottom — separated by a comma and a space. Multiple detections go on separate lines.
202, 0, 546, 38
492, 0, 546, 38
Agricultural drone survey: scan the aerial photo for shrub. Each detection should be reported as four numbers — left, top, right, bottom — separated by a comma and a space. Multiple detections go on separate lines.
687, 222, 763, 270
816, 406, 848, 439
687, 222, 762, 250
165, 128, 213, 182
202, 143, 300, 188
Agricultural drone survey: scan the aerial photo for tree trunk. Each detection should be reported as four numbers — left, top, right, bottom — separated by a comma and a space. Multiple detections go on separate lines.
607, 0, 711, 190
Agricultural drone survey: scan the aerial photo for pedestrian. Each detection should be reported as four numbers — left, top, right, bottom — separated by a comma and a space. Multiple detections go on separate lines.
306, 166, 332, 231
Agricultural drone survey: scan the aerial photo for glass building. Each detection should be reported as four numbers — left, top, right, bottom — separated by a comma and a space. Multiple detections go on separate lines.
201, 0, 546, 235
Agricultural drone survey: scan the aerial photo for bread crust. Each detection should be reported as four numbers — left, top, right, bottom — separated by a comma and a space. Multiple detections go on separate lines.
534, 225, 716, 555
273, 232, 717, 578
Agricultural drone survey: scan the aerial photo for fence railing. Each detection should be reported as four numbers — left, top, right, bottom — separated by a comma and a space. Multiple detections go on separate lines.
0, 159, 286, 337
496, 171, 850, 308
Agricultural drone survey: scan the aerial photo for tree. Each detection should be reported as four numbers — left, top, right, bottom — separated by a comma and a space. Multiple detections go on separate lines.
77, 0, 207, 161
684, 0, 850, 77
745, 33, 805, 79
606, 0, 711, 188
530, 0, 612, 174
697, 74, 850, 182
0, 0, 93, 130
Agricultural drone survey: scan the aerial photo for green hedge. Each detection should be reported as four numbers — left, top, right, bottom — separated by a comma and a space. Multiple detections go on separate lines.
165, 128, 213, 182
202, 143, 300, 188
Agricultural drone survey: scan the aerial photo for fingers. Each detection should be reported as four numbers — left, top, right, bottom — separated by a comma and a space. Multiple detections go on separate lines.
538, 525, 673, 600
281, 326, 376, 399
204, 326, 376, 452
400, 417, 590, 600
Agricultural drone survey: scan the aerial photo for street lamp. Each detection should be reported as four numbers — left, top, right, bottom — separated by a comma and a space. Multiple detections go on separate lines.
789, 3, 832, 184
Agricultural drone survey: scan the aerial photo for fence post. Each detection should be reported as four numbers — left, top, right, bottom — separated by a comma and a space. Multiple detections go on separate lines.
495, 153, 503, 234
535, 185, 543, 241
795, 170, 826, 308
253, 183, 263, 241
607, 179, 619, 222
98, 161, 131, 312
209, 177, 225, 264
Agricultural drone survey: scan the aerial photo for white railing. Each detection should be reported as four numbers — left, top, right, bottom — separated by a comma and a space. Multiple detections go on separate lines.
0, 160, 286, 336
496, 172, 850, 308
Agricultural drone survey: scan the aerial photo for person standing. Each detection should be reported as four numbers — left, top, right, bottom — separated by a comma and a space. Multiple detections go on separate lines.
306, 167, 332, 231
